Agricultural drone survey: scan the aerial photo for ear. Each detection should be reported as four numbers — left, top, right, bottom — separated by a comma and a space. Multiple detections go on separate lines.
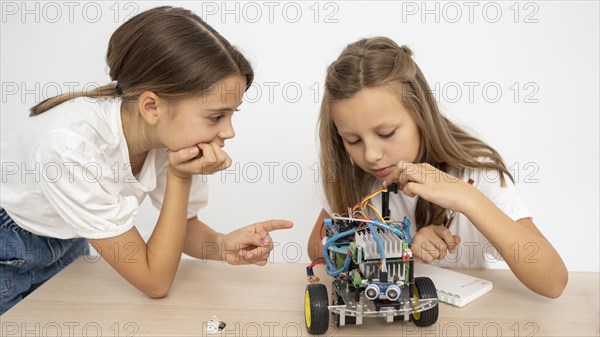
137, 91, 164, 125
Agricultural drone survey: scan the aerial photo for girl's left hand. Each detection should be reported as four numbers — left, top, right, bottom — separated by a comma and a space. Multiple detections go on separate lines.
382, 161, 477, 213
410, 225, 461, 263
219, 220, 294, 266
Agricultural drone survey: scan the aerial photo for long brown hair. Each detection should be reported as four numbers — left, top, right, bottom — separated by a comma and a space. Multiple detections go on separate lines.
30, 6, 253, 116
319, 37, 513, 229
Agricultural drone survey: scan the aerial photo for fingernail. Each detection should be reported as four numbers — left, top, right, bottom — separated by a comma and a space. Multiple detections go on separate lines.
259, 237, 267, 246
382, 180, 388, 188
189, 147, 199, 155
247, 252, 254, 259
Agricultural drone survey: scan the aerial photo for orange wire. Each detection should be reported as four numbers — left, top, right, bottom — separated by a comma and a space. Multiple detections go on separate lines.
359, 187, 386, 217
367, 204, 385, 223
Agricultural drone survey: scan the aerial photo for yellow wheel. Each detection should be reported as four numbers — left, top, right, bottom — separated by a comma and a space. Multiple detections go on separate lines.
304, 284, 329, 335
411, 277, 439, 327
412, 284, 421, 321
305, 290, 311, 328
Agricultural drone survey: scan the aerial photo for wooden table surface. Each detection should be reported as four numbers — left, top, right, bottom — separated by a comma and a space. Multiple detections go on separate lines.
1, 257, 598, 336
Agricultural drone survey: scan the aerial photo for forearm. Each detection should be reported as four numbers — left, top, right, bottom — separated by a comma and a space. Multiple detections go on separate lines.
144, 168, 192, 291
183, 217, 224, 260
464, 190, 568, 298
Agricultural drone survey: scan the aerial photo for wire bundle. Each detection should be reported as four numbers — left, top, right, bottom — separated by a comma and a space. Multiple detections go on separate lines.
321, 188, 409, 277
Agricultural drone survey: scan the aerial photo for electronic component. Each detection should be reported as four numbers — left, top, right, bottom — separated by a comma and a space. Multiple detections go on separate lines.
304, 184, 439, 334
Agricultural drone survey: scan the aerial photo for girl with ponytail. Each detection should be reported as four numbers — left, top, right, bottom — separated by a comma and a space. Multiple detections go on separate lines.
0, 6, 292, 314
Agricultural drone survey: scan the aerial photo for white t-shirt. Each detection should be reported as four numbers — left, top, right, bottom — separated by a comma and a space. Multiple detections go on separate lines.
320, 167, 532, 268
0, 97, 208, 239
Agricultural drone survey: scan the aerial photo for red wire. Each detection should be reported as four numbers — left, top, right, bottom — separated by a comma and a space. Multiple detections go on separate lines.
308, 258, 326, 269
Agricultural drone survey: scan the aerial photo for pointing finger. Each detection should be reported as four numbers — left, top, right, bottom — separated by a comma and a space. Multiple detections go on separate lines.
257, 220, 294, 233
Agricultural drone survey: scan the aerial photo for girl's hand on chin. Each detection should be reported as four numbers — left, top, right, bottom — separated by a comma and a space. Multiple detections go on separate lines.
168, 142, 232, 178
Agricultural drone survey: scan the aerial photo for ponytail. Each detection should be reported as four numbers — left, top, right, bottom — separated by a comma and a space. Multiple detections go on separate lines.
29, 83, 120, 117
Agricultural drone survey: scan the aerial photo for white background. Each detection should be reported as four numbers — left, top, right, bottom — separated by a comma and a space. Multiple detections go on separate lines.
1, 1, 598, 272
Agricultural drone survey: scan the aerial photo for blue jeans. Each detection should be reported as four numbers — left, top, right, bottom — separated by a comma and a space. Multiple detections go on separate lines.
0, 208, 89, 315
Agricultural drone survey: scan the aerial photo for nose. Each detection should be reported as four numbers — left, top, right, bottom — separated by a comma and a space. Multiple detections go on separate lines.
218, 118, 235, 140
364, 141, 383, 164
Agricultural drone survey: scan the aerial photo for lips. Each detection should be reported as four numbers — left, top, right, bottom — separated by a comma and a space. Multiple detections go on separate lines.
372, 166, 393, 178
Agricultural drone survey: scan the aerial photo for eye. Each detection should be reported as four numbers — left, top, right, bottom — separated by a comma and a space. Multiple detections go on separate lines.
380, 129, 396, 139
208, 114, 225, 124
345, 138, 362, 146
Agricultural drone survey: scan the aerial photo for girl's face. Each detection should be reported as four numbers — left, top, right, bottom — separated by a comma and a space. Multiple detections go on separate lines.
156, 75, 246, 151
331, 85, 421, 179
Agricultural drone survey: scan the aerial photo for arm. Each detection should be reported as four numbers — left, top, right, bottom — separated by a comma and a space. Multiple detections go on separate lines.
383, 162, 568, 298
183, 216, 294, 265
308, 209, 328, 262
89, 166, 192, 298
183, 217, 223, 260
464, 191, 568, 298
88, 143, 229, 298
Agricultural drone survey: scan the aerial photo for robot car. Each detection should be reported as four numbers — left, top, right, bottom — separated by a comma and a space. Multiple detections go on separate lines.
304, 184, 439, 334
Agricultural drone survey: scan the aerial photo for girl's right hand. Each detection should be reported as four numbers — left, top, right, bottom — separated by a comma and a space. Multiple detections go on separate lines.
168, 142, 232, 178
410, 225, 461, 264
219, 219, 294, 266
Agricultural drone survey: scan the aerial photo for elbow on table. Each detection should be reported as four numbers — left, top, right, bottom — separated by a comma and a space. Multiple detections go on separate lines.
540, 272, 569, 299
142, 282, 172, 299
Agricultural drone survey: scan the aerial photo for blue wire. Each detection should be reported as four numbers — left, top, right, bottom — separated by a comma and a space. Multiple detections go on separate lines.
371, 221, 404, 239
401, 217, 412, 244
323, 228, 356, 277
322, 216, 413, 276
365, 222, 386, 266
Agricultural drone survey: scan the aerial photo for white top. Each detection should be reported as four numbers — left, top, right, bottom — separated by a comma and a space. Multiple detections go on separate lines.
320, 167, 532, 268
0, 97, 208, 239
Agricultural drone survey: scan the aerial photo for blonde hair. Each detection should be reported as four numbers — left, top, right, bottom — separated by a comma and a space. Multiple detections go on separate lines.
319, 37, 513, 229
30, 6, 253, 116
